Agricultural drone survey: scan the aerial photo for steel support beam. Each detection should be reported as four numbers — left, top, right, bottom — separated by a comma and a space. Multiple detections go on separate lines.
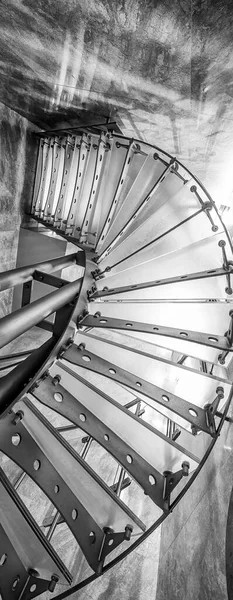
43, 477, 132, 531
0, 524, 50, 600
95, 139, 141, 250
22, 281, 32, 307
35, 122, 121, 138
0, 467, 71, 592
0, 399, 143, 572
65, 134, 91, 234
79, 133, 110, 242
33, 271, 69, 288
89, 265, 233, 299
96, 159, 176, 262
95, 207, 204, 275
32, 373, 186, 510
78, 312, 231, 352
79, 330, 229, 382
51, 136, 75, 224
64, 344, 212, 434
36, 320, 54, 332
42, 137, 64, 220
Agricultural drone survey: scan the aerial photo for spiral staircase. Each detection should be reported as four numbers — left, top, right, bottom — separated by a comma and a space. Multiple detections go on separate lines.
0, 123, 233, 600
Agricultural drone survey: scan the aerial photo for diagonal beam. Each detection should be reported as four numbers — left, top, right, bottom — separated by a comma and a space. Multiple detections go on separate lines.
96, 158, 176, 262
33, 370, 199, 509
0, 405, 104, 569
32, 375, 165, 510
64, 344, 212, 434
43, 476, 132, 530
31, 138, 45, 214
0, 466, 71, 585
0, 523, 50, 600
42, 137, 65, 220
65, 134, 91, 234
52, 135, 75, 225
78, 312, 231, 352
95, 139, 140, 251
79, 134, 110, 243
79, 330, 230, 383
33, 139, 52, 216
0, 401, 143, 573
89, 265, 233, 299
95, 207, 204, 275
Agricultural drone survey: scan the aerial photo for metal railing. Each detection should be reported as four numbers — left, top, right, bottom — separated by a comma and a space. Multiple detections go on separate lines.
0, 250, 85, 417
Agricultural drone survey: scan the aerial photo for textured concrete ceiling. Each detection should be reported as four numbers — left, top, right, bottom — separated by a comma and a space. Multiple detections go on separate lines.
1, 0, 233, 210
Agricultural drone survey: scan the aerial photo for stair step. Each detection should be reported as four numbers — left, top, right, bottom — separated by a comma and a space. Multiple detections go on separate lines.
70, 135, 102, 237
33, 138, 53, 217
65, 134, 91, 234
53, 135, 79, 226
97, 185, 223, 274
79, 133, 111, 243
82, 328, 230, 380
31, 138, 45, 214
1, 398, 145, 572
86, 302, 232, 363
33, 365, 200, 508
42, 137, 65, 220
97, 159, 183, 261
97, 229, 230, 289
95, 139, 147, 252
85, 136, 115, 245
71, 331, 229, 426
93, 136, 128, 246
0, 466, 71, 585
63, 343, 218, 435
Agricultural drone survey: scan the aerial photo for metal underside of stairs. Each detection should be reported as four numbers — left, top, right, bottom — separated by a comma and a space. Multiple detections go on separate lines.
0, 122, 233, 599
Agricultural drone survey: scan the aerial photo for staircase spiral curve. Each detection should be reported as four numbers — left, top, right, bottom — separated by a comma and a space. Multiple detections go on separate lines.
0, 125, 233, 599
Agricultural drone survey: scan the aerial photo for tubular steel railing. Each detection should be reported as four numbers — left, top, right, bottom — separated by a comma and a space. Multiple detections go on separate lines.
0, 250, 85, 417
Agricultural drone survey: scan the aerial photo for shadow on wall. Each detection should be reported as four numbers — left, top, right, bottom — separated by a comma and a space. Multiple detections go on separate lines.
0, 102, 38, 317
1, 0, 233, 166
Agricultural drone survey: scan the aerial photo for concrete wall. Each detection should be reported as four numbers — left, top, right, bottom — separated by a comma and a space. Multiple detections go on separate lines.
156, 400, 233, 600
0, 101, 37, 320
